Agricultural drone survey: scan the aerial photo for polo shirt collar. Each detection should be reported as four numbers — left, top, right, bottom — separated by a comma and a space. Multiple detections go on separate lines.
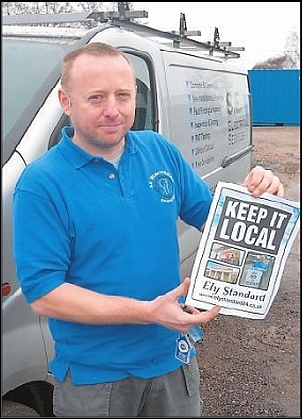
57, 126, 137, 169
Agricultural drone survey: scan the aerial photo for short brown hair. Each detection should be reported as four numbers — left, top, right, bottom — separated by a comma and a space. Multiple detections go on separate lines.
61, 42, 135, 91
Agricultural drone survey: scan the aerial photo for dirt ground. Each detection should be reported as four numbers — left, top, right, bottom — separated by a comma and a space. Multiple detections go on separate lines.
197, 126, 300, 418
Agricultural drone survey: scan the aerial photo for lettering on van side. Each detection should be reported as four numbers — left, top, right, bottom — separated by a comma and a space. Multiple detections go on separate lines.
191, 94, 224, 102
193, 143, 214, 156
192, 106, 221, 116
186, 80, 215, 89
192, 133, 211, 142
193, 156, 215, 168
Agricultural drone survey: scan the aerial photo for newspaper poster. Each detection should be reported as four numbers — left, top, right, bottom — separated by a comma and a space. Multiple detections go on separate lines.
185, 182, 300, 319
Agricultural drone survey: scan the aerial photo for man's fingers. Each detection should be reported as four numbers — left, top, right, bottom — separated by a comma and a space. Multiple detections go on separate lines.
201, 305, 221, 324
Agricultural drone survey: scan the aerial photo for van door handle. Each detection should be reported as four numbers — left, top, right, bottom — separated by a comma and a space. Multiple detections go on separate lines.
221, 145, 253, 168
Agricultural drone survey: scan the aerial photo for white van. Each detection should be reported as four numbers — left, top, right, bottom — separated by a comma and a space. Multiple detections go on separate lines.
2, 8, 252, 416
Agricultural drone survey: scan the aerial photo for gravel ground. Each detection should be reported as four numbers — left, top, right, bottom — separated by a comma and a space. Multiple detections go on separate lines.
197, 126, 300, 418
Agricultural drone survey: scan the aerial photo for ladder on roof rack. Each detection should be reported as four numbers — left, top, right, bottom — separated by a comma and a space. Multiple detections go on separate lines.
111, 12, 243, 58
2, 2, 244, 59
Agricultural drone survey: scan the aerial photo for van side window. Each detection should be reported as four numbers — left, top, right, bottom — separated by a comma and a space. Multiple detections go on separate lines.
49, 114, 70, 149
132, 78, 151, 131
125, 53, 154, 131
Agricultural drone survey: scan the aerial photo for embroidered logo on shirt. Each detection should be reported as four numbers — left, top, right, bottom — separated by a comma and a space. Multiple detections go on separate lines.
149, 170, 175, 203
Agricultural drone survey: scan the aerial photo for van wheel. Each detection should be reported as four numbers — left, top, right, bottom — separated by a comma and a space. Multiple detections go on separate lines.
2, 400, 40, 417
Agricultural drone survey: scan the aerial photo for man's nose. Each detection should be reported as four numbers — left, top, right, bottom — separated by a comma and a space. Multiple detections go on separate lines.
103, 96, 119, 116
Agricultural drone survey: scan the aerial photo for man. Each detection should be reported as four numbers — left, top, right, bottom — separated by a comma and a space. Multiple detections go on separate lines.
13, 42, 284, 417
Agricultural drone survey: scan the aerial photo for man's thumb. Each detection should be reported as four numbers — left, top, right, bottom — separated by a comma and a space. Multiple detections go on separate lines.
173, 277, 191, 298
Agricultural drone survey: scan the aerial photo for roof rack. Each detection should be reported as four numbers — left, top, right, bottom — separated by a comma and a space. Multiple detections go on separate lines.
109, 11, 244, 58
2, 2, 244, 59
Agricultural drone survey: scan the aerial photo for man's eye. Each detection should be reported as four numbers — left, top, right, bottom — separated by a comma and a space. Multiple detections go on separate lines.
117, 92, 131, 100
89, 95, 104, 102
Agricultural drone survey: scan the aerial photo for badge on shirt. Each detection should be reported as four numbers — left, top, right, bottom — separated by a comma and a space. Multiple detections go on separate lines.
175, 334, 193, 364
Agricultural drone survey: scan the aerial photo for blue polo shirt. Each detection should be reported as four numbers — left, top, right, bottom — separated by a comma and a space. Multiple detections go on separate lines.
13, 127, 213, 384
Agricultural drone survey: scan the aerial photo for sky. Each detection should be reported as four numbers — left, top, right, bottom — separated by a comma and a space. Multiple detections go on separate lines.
131, 2, 300, 69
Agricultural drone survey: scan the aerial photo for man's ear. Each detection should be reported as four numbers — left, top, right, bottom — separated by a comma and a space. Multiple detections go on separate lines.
58, 88, 71, 115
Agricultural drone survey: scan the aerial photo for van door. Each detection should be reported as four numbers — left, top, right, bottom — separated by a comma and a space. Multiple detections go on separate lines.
160, 50, 253, 277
